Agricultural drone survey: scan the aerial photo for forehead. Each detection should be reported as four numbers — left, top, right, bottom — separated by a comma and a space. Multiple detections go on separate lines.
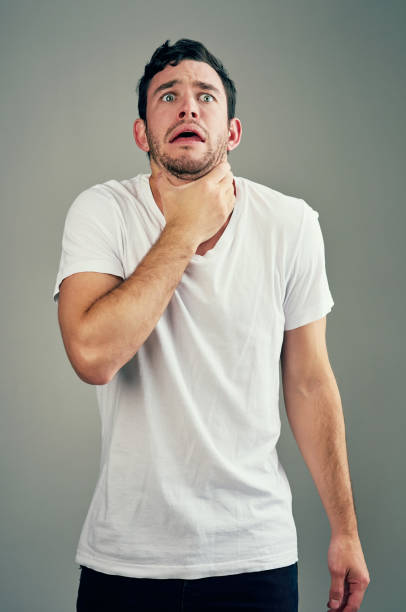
147, 59, 225, 100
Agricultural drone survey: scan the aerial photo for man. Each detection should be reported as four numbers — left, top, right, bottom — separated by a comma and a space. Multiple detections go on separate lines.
53, 39, 370, 611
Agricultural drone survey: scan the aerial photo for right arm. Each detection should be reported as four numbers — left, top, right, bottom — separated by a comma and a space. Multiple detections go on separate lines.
58, 224, 197, 385
57, 161, 235, 385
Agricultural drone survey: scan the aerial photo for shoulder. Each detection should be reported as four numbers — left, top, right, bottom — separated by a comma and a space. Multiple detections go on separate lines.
237, 175, 314, 233
66, 174, 147, 221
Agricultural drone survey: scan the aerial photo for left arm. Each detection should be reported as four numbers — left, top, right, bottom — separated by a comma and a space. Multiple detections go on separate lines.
281, 316, 370, 611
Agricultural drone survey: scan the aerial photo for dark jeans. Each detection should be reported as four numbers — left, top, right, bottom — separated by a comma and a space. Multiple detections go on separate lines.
76, 561, 298, 611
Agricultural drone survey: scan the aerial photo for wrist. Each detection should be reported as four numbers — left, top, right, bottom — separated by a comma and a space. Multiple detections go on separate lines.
330, 527, 360, 540
162, 222, 200, 253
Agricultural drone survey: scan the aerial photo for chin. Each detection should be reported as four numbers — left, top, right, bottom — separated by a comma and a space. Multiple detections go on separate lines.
160, 154, 215, 177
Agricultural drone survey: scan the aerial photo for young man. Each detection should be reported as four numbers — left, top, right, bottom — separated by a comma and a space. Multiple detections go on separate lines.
53, 39, 370, 611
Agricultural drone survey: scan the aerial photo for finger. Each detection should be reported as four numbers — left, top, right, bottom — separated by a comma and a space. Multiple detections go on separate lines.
209, 161, 231, 182
218, 172, 234, 189
327, 572, 346, 610
340, 581, 367, 612
153, 169, 163, 182
154, 171, 179, 189
216, 160, 230, 171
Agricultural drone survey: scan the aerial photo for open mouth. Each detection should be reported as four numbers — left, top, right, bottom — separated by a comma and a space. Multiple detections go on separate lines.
170, 130, 205, 143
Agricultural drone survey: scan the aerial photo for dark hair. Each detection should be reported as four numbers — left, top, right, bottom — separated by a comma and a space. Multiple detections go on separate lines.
136, 38, 237, 125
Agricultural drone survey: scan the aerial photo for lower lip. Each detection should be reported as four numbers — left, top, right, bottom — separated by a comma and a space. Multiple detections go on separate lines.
170, 137, 205, 144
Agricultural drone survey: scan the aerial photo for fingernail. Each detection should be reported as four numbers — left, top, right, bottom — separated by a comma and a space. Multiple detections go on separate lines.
331, 600, 340, 608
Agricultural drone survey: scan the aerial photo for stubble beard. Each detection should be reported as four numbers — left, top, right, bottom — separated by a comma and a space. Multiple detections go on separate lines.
146, 127, 229, 181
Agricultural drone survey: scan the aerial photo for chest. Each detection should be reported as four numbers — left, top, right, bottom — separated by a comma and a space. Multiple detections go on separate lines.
195, 212, 233, 256
171, 244, 285, 363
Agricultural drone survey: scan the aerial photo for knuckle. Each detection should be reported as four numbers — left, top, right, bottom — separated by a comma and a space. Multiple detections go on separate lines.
330, 565, 345, 576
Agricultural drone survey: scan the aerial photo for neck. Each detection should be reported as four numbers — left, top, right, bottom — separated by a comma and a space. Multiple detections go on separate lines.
148, 158, 235, 215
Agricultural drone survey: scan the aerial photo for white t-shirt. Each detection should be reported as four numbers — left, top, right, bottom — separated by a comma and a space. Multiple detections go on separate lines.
53, 173, 334, 579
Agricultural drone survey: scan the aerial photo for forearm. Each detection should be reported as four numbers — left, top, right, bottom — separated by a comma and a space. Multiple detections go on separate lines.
79, 223, 197, 384
283, 374, 358, 537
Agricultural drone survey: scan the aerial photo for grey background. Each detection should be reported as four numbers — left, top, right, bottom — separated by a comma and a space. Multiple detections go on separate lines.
1, 0, 404, 610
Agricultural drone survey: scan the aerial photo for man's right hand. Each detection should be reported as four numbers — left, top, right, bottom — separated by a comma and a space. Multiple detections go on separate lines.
154, 161, 235, 246
57, 164, 235, 385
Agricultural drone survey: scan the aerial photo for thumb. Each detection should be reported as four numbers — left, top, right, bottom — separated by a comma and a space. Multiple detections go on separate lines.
154, 170, 175, 186
152, 170, 167, 190
328, 573, 345, 609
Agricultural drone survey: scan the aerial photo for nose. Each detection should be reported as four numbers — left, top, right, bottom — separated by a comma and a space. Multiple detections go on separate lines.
178, 92, 199, 119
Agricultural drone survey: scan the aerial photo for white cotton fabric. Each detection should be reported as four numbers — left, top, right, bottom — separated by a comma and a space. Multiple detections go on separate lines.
53, 173, 334, 579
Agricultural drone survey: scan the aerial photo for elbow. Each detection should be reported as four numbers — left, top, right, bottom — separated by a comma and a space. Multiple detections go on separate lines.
67, 343, 114, 386
76, 367, 112, 386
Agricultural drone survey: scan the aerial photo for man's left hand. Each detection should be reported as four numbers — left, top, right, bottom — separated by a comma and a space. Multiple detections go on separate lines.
326, 533, 370, 611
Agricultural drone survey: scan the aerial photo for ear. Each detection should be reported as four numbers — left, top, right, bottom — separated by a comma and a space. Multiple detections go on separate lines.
133, 119, 149, 153
227, 117, 242, 153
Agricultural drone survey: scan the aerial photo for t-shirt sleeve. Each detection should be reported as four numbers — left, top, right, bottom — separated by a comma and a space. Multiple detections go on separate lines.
52, 187, 125, 303
283, 201, 334, 330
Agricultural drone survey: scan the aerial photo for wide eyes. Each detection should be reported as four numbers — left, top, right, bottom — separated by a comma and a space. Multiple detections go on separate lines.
161, 92, 214, 103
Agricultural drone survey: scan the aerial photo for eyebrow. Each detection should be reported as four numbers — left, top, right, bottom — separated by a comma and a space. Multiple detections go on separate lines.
151, 79, 222, 100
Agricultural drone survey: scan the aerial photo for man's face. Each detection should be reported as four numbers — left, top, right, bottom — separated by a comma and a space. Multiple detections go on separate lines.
141, 60, 234, 180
